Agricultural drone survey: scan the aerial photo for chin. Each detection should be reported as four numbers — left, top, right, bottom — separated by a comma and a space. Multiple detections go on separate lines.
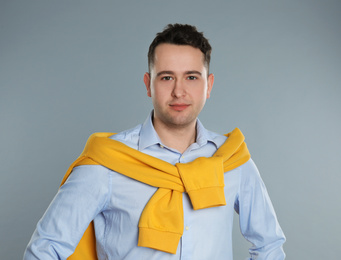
167, 116, 197, 128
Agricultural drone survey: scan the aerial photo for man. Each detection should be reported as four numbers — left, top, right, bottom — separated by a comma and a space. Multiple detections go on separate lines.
24, 24, 286, 259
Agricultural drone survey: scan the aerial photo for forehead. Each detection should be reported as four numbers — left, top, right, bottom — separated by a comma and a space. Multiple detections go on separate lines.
152, 44, 205, 72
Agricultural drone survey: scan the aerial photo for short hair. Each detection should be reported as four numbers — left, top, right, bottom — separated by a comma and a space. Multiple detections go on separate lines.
148, 24, 212, 74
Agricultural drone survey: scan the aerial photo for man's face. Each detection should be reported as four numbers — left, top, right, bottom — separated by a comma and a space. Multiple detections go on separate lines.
144, 43, 214, 130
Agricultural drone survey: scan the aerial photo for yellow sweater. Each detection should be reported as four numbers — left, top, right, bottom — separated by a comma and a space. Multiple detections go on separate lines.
62, 128, 250, 259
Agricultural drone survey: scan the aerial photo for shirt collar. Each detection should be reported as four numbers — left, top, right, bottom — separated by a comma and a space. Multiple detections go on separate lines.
138, 112, 162, 151
138, 111, 220, 151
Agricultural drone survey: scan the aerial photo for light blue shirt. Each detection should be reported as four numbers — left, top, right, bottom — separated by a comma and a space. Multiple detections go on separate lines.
24, 113, 285, 259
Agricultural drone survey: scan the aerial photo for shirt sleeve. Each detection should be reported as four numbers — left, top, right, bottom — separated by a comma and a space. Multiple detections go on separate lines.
235, 159, 286, 260
23, 165, 111, 260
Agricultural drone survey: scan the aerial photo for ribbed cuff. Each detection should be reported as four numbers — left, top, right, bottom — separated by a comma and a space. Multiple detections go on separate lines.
188, 186, 226, 210
138, 227, 181, 254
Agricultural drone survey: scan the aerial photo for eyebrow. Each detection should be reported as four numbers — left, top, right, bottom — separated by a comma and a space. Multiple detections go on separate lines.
156, 71, 174, 77
156, 70, 202, 77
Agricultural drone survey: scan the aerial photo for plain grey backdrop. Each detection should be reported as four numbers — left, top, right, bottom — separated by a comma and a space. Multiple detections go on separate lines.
1, 0, 340, 259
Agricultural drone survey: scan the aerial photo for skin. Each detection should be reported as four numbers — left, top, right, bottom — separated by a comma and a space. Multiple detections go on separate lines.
143, 43, 214, 153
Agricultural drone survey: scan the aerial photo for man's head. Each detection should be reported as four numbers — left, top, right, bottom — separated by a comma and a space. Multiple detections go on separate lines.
148, 24, 212, 74
144, 24, 214, 132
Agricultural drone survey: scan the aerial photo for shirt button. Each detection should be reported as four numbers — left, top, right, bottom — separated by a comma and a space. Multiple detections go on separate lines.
160, 145, 164, 148
185, 226, 189, 231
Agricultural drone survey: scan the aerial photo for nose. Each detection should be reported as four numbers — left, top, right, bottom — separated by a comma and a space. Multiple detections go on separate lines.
171, 79, 186, 98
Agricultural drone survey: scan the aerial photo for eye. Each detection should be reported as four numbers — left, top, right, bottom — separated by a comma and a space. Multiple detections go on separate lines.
161, 76, 173, 81
187, 76, 197, 80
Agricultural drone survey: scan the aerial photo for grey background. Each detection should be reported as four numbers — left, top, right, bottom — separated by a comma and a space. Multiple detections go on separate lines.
1, 0, 340, 259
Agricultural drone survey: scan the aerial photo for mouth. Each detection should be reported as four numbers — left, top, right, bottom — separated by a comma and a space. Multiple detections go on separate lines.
169, 103, 190, 111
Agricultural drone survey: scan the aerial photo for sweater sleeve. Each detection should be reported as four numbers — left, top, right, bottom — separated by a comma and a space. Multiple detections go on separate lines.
23, 165, 111, 260
235, 159, 286, 260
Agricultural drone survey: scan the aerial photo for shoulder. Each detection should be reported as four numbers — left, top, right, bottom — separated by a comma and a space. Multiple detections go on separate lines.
66, 124, 142, 182
63, 165, 112, 203
109, 124, 143, 149
238, 158, 267, 192
241, 158, 259, 173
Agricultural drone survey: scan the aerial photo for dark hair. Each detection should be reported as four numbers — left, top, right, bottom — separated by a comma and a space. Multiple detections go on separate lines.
148, 24, 212, 73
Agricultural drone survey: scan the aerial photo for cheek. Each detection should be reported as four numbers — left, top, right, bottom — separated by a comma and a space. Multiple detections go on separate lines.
150, 85, 159, 98
151, 87, 168, 103
153, 84, 172, 96
194, 87, 209, 101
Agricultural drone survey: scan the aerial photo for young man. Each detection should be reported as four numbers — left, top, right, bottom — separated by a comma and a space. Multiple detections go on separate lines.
24, 24, 286, 259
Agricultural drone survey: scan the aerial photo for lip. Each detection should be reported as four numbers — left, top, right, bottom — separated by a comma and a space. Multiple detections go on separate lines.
169, 103, 190, 111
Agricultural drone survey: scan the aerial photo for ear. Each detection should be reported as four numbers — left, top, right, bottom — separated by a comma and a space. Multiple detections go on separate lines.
143, 72, 152, 97
206, 73, 214, 99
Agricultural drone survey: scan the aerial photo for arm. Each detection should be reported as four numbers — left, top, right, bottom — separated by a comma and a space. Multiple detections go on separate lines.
24, 165, 111, 260
235, 159, 286, 260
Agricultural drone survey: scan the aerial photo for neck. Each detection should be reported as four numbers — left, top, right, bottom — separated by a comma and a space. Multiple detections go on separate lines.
153, 118, 197, 154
